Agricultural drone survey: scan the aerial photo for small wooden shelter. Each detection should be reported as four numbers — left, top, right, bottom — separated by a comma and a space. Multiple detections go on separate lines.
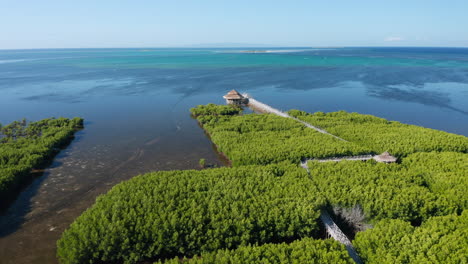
223, 90, 248, 105
373, 151, 397, 163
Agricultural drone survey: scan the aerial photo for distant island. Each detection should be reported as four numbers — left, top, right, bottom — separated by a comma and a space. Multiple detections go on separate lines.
240, 50, 269, 53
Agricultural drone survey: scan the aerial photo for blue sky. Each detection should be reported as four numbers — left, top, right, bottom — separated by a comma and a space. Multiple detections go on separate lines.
1, 0, 467, 49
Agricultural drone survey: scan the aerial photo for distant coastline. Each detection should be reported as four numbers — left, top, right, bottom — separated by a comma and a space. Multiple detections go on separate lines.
238, 49, 308, 53
240, 50, 268, 53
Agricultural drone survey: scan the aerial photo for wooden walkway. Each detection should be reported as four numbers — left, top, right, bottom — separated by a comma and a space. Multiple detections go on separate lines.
246, 97, 290, 118
301, 155, 374, 170
246, 97, 347, 141
244, 95, 364, 264
320, 211, 363, 264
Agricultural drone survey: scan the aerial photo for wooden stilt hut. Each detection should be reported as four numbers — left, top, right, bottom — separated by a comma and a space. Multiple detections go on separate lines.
223, 90, 248, 105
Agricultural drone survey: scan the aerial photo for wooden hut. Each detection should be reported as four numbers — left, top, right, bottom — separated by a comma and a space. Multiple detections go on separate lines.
373, 151, 397, 163
223, 90, 248, 105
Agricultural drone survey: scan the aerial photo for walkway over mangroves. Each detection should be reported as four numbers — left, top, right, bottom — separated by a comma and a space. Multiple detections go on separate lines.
244, 95, 363, 264
302, 156, 365, 264
320, 211, 363, 264
245, 96, 347, 141
300, 155, 374, 171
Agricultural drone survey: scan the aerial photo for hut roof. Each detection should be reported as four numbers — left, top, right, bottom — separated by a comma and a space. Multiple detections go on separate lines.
373, 151, 397, 163
223, 90, 244, 100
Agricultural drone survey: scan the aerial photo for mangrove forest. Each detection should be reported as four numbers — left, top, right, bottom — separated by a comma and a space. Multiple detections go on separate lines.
55, 104, 467, 264
0, 117, 83, 209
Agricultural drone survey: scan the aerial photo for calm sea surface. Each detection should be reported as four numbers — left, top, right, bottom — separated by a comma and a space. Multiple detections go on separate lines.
0, 47, 467, 263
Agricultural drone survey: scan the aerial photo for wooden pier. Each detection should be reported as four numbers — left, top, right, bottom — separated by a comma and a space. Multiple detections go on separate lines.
246, 96, 347, 141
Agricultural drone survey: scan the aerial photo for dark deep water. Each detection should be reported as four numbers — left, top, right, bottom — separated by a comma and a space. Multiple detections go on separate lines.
0, 47, 467, 263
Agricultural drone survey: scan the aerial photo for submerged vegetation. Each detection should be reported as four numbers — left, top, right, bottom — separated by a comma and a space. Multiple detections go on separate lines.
57, 104, 468, 264
0, 117, 83, 205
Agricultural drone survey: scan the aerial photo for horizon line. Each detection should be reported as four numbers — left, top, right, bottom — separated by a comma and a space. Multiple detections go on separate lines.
1, 45, 468, 51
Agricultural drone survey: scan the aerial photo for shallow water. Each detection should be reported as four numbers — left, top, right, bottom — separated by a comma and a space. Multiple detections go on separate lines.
0, 47, 467, 263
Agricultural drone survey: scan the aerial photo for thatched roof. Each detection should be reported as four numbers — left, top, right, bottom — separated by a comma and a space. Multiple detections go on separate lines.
373, 151, 397, 163
223, 90, 244, 100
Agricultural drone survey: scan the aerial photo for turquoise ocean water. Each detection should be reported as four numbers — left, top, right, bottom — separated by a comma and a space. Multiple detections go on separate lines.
1, 47, 467, 135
